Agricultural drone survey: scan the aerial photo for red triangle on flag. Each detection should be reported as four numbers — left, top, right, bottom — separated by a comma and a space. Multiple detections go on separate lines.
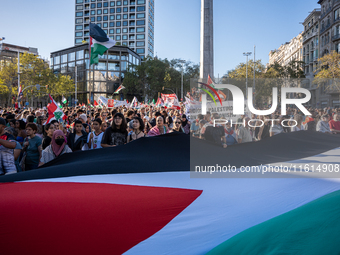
0, 182, 202, 255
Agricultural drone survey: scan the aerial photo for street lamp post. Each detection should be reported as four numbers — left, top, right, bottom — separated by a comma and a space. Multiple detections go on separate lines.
179, 60, 185, 101
243, 52, 252, 100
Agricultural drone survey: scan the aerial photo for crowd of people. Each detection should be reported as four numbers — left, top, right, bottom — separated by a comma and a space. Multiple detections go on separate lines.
1, 103, 340, 175
0, 104, 192, 175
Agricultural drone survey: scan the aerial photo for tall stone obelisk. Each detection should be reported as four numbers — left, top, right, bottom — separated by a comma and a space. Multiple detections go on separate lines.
200, 0, 214, 80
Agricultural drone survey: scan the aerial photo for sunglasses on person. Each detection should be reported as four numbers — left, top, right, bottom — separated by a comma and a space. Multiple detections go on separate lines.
175, 121, 181, 124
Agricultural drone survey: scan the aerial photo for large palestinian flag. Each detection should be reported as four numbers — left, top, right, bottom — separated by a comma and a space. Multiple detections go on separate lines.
1, 132, 340, 254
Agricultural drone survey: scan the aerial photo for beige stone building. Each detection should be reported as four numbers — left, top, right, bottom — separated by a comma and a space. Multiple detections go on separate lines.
268, 33, 303, 68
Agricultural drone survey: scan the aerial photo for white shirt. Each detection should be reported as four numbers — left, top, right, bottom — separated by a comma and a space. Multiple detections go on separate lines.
87, 131, 104, 149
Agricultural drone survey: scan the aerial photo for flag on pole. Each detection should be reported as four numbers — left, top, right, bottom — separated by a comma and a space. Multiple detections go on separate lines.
130, 96, 138, 108
94, 100, 99, 106
18, 84, 23, 100
90, 23, 116, 65
207, 74, 215, 88
46, 95, 67, 124
62, 96, 67, 105
114, 84, 125, 94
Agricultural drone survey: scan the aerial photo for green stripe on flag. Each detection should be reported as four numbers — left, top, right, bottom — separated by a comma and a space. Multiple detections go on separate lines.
206, 189, 340, 255
91, 44, 109, 65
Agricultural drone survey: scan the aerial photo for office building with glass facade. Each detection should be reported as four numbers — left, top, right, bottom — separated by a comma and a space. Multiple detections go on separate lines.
50, 43, 141, 104
74, 0, 154, 60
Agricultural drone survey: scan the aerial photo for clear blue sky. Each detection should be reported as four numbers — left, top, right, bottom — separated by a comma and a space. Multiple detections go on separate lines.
0, 0, 319, 78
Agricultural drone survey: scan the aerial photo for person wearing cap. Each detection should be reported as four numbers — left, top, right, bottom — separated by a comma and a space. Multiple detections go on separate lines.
0, 118, 17, 175
316, 114, 332, 134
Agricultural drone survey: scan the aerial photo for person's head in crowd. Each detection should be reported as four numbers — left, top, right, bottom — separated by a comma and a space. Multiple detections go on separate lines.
52, 130, 67, 157
322, 114, 330, 122
44, 123, 55, 138
111, 109, 117, 117
197, 114, 204, 121
68, 115, 75, 124
74, 120, 83, 134
154, 111, 162, 119
132, 117, 144, 132
79, 114, 87, 123
333, 113, 340, 121
85, 124, 90, 133
173, 117, 183, 132
9, 119, 16, 128
101, 122, 108, 132
112, 112, 127, 131
22, 110, 29, 119
26, 115, 35, 124
165, 116, 173, 126
156, 116, 164, 129
6, 114, 15, 123
205, 111, 211, 122
37, 116, 45, 126
127, 110, 135, 119
92, 118, 102, 132
244, 117, 250, 127
101, 111, 108, 120
51, 120, 59, 130
25, 123, 37, 137
16, 120, 26, 131
4, 127, 18, 139
294, 114, 303, 125
181, 114, 188, 124
0, 117, 6, 134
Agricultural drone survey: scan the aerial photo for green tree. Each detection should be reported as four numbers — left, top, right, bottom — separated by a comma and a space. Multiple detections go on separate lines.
314, 50, 340, 93
123, 57, 199, 101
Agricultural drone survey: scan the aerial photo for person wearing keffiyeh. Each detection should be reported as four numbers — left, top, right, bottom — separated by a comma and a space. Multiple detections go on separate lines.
39, 130, 72, 166
148, 116, 169, 137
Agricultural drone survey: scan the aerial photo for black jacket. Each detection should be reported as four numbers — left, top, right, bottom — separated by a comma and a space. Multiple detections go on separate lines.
67, 130, 87, 152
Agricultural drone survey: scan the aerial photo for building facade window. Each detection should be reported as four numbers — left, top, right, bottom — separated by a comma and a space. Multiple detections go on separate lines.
76, 12, 83, 17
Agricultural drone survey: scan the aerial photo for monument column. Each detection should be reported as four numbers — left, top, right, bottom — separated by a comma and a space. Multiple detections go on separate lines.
200, 0, 214, 80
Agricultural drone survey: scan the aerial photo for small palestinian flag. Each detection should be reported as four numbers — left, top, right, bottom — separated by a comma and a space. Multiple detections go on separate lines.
46, 95, 67, 124
62, 96, 67, 105
114, 84, 125, 94
208, 74, 215, 88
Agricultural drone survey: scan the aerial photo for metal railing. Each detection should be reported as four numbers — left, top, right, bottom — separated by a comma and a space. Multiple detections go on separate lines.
320, 23, 331, 34
320, 7, 332, 19
332, 33, 340, 41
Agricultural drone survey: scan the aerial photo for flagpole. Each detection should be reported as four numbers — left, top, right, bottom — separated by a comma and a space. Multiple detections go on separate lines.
18, 50, 20, 108
89, 39, 91, 106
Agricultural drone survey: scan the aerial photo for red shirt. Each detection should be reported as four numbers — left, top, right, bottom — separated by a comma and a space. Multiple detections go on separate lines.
329, 120, 340, 131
